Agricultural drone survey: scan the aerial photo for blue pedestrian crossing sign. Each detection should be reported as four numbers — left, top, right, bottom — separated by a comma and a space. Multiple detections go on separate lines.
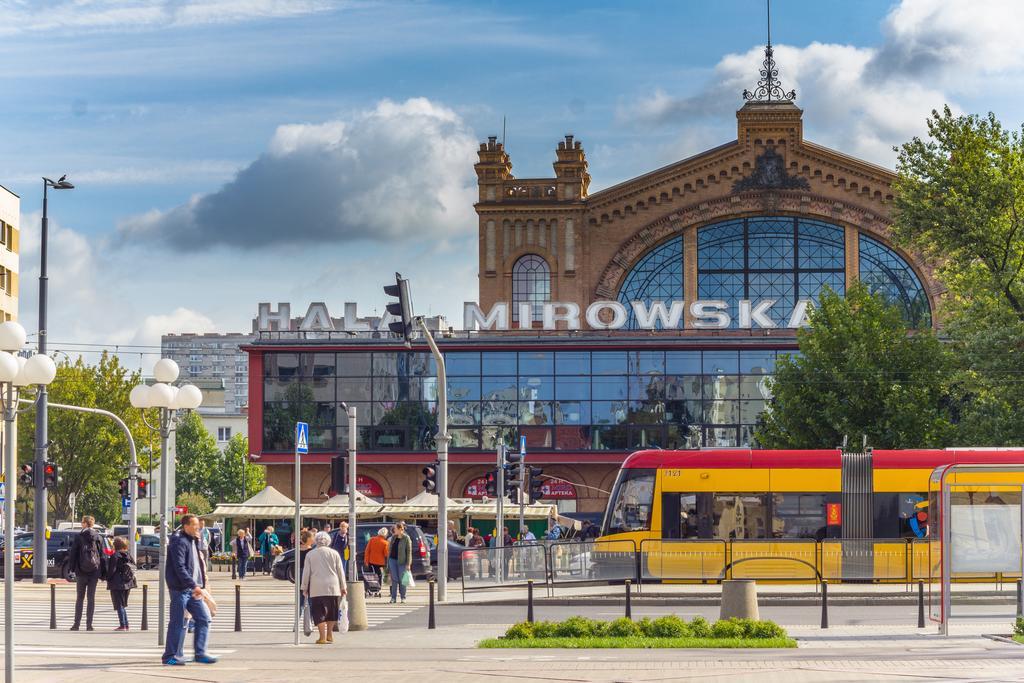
295, 421, 309, 454
520, 435, 527, 456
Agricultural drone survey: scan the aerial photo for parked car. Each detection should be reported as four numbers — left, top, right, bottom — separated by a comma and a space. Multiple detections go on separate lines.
426, 536, 466, 581
0, 531, 114, 581
136, 533, 161, 569
272, 523, 433, 583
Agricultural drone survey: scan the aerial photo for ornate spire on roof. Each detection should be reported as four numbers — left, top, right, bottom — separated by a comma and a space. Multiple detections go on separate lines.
742, 0, 796, 103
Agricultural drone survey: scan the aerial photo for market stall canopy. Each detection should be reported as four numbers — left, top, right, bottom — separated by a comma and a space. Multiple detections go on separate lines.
383, 491, 469, 518
307, 490, 384, 518
209, 485, 296, 518
463, 498, 557, 520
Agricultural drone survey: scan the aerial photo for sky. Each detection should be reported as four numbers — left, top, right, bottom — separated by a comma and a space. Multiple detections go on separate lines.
3, 0, 1024, 369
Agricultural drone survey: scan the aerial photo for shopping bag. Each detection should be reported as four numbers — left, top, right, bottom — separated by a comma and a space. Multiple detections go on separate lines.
303, 598, 312, 637
407, 574, 416, 589
338, 598, 350, 633
401, 570, 412, 588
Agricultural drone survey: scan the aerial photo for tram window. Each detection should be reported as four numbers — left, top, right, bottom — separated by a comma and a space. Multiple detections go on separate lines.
771, 494, 826, 539
897, 493, 930, 539
661, 494, 699, 539
712, 494, 768, 539
604, 468, 655, 534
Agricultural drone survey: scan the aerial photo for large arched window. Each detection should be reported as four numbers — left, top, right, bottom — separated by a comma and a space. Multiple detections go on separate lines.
512, 254, 550, 323
859, 234, 931, 328
617, 236, 683, 328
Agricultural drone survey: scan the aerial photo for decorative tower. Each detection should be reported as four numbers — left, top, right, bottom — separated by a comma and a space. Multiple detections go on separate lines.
474, 135, 512, 203
552, 135, 590, 202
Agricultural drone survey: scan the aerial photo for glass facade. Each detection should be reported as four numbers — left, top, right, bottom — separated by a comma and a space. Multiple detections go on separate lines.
858, 234, 931, 328
617, 236, 683, 329
511, 254, 550, 323
262, 348, 785, 452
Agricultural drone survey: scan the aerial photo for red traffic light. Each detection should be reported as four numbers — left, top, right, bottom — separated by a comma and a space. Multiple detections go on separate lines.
44, 464, 55, 475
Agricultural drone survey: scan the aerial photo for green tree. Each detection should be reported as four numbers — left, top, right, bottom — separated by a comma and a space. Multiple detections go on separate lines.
892, 106, 1024, 443
176, 491, 212, 517
221, 434, 266, 503
174, 416, 265, 505
755, 284, 959, 449
18, 353, 153, 526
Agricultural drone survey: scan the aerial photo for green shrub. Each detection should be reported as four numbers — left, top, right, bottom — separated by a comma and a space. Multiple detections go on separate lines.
606, 617, 641, 638
636, 617, 654, 637
590, 619, 610, 637
711, 619, 744, 639
1015, 618, 1024, 637
503, 622, 534, 640
649, 615, 691, 638
532, 621, 557, 639
689, 616, 712, 638
555, 616, 599, 638
746, 620, 786, 639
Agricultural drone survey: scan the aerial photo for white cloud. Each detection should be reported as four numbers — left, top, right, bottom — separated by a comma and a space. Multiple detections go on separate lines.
117, 97, 479, 250
123, 308, 216, 347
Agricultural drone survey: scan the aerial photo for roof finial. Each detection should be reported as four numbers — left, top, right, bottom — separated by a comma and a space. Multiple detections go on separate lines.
743, 0, 796, 103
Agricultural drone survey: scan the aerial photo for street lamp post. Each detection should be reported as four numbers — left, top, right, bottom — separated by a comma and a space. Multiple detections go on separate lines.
0, 321, 58, 682
33, 174, 73, 584
129, 359, 203, 646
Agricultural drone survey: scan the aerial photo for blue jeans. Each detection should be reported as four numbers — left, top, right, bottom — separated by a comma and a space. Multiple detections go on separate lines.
162, 589, 211, 663
237, 556, 248, 579
388, 559, 407, 600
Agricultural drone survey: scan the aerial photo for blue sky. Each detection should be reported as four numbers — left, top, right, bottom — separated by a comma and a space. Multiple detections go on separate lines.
2, 0, 1021, 364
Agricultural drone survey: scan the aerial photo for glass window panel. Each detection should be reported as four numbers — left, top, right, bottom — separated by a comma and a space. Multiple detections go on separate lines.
664, 399, 701, 426
518, 376, 553, 401
446, 377, 481, 401
555, 376, 591, 400
482, 377, 518, 400
592, 351, 628, 375
449, 428, 480, 449
703, 351, 738, 374
373, 427, 407, 450
332, 377, 367, 402
265, 353, 300, 379
447, 401, 481, 426
859, 234, 931, 327
740, 424, 757, 447
591, 425, 628, 450
747, 218, 794, 270
371, 352, 399, 377
666, 424, 702, 449
304, 378, 337, 402
630, 425, 666, 449
664, 376, 703, 400
482, 426, 517, 450
263, 379, 300, 402
519, 400, 553, 425
445, 352, 481, 376
629, 351, 665, 375
628, 400, 665, 424
740, 399, 766, 423
373, 401, 434, 427
335, 425, 371, 451
703, 400, 740, 424
263, 401, 334, 451
511, 255, 551, 323
629, 375, 665, 400
748, 272, 795, 326
698, 272, 744, 302
771, 494, 826, 539
705, 427, 739, 447
554, 426, 591, 450
665, 351, 701, 374
520, 426, 552, 449
592, 401, 629, 425
798, 221, 845, 270
698, 220, 745, 270
311, 353, 337, 377
592, 376, 628, 400
518, 351, 553, 376
555, 351, 590, 376
740, 350, 776, 374
799, 271, 845, 307
482, 352, 517, 375
334, 352, 370, 376
740, 375, 773, 400
481, 400, 518, 424
554, 401, 590, 425
403, 353, 437, 377
703, 375, 740, 400
372, 377, 435, 401
617, 236, 684, 330
713, 494, 769, 539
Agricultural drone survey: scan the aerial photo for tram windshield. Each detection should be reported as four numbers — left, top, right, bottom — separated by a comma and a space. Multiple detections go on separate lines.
603, 468, 655, 535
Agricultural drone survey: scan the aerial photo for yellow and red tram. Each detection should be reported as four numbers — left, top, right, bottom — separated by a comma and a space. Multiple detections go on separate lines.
597, 448, 1024, 582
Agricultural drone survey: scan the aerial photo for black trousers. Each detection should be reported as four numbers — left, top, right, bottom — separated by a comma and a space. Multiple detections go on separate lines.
74, 573, 99, 628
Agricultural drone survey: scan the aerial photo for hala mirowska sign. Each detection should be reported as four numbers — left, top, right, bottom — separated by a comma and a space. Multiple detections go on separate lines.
463, 299, 813, 331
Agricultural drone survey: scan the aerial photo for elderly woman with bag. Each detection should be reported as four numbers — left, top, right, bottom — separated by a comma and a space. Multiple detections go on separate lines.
300, 531, 347, 644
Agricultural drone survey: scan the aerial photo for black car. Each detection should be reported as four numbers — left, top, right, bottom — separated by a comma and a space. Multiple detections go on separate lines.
272, 524, 433, 582
136, 534, 161, 569
0, 531, 114, 581
426, 536, 467, 581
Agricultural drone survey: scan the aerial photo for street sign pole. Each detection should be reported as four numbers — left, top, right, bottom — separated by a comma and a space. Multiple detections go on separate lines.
418, 318, 449, 601
346, 406, 357, 582
518, 436, 526, 539
293, 421, 307, 646
496, 445, 504, 583
4, 383, 17, 683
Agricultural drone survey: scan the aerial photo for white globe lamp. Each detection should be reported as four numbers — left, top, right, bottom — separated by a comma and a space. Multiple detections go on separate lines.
153, 358, 179, 384
0, 322, 26, 353
0, 352, 19, 383
23, 354, 57, 386
129, 384, 152, 409
176, 384, 203, 410
148, 382, 174, 408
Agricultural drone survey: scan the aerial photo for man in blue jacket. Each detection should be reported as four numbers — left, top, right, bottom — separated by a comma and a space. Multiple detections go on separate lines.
162, 514, 217, 666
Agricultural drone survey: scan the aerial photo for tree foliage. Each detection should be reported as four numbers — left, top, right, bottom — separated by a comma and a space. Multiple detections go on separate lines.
176, 491, 212, 517
17, 353, 153, 526
174, 413, 265, 504
755, 284, 959, 449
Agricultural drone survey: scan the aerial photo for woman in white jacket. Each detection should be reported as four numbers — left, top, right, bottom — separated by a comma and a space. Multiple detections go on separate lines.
300, 531, 347, 644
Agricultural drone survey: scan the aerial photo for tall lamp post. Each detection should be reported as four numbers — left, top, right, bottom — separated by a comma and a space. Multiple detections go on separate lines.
0, 321, 58, 682
33, 174, 73, 584
129, 359, 203, 646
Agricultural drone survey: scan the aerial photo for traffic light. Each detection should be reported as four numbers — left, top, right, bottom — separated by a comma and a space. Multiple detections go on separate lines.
43, 462, 59, 488
421, 460, 438, 493
18, 463, 33, 487
383, 272, 414, 344
136, 478, 148, 499
330, 454, 348, 495
528, 466, 545, 504
119, 478, 129, 497
484, 469, 498, 498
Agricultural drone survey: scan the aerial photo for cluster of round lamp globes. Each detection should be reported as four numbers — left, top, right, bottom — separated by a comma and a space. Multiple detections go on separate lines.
129, 359, 202, 411
0, 322, 57, 388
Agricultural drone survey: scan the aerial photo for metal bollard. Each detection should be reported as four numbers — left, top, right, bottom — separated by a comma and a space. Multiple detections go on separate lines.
624, 580, 632, 620
231, 558, 237, 581
527, 580, 534, 623
234, 584, 242, 632
428, 580, 436, 630
49, 584, 57, 630
820, 580, 829, 629
917, 580, 925, 628
1017, 580, 1023, 619
141, 584, 149, 631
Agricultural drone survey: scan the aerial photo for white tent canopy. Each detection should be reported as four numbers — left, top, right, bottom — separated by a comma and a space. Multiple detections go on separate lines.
305, 490, 384, 518
209, 485, 297, 518
383, 490, 468, 518
463, 498, 557, 520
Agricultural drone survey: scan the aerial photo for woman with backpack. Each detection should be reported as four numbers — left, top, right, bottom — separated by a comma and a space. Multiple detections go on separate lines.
106, 536, 138, 631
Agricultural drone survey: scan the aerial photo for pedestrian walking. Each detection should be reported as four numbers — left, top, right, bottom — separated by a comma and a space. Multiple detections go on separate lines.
387, 522, 412, 604
257, 526, 279, 575
446, 520, 458, 542
230, 529, 254, 579
69, 516, 106, 631
106, 536, 138, 631
300, 531, 347, 644
198, 519, 212, 570
162, 514, 216, 666
364, 527, 388, 585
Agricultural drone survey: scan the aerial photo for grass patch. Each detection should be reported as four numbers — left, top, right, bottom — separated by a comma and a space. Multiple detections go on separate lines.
1014, 635, 1024, 645
479, 635, 797, 649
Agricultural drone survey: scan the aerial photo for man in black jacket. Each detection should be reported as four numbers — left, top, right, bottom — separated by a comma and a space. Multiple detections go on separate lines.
161, 514, 216, 666
68, 516, 105, 631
